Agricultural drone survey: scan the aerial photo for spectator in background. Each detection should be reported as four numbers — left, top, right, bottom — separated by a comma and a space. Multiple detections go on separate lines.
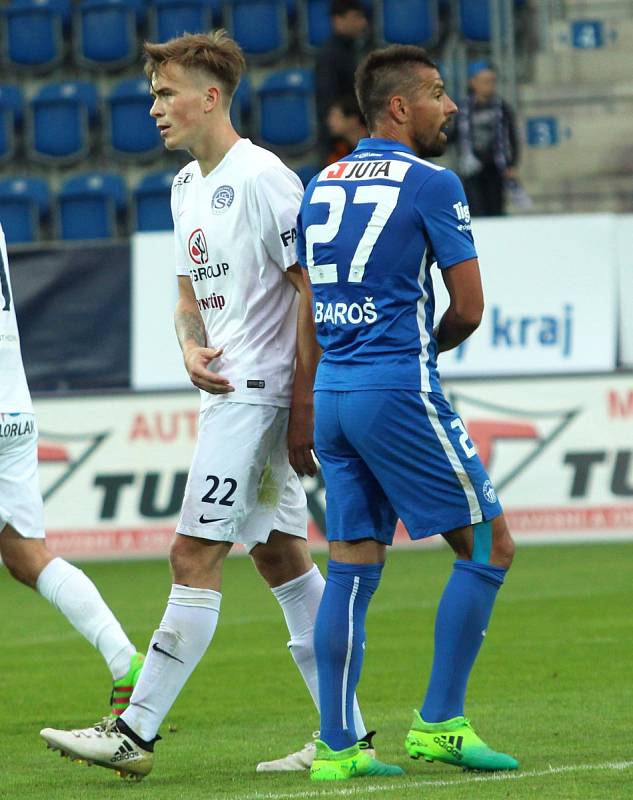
453, 60, 521, 217
325, 93, 368, 163
315, 0, 369, 158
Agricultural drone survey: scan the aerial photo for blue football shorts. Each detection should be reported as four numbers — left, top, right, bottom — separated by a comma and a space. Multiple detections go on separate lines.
314, 389, 503, 544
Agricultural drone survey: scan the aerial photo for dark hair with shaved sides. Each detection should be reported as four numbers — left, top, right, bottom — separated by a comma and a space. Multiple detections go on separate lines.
144, 29, 245, 107
355, 44, 438, 131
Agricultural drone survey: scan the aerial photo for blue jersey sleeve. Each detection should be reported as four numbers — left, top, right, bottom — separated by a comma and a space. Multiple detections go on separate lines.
415, 169, 477, 269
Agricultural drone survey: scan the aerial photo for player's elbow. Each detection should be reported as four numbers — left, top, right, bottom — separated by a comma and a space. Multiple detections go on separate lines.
453, 301, 483, 333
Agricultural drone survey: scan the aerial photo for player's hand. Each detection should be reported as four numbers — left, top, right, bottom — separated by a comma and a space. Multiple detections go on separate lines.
288, 400, 318, 477
183, 346, 235, 394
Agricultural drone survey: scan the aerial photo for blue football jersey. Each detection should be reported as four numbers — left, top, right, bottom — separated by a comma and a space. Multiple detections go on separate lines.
296, 138, 477, 393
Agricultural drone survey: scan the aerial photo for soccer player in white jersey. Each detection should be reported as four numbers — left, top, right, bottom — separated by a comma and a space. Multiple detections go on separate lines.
40, 30, 372, 780
296, 45, 519, 780
0, 224, 144, 715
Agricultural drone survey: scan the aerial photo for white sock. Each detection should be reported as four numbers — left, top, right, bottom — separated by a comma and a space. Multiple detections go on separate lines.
271, 564, 367, 739
122, 584, 221, 742
36, 557, 135, 679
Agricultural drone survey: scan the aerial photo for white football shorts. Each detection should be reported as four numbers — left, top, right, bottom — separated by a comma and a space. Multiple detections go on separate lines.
177, 402, 308, 551
0, 413, 45, 539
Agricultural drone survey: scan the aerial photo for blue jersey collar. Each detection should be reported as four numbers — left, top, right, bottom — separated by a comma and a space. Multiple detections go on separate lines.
355, 138, 415, 155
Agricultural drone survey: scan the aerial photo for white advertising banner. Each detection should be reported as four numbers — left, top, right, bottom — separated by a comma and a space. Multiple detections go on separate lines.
131, 216, 621, 388
616, 214, 633, 368
32, 374, 633, 560
433, 214, 618, 376
131, 232, 190, 391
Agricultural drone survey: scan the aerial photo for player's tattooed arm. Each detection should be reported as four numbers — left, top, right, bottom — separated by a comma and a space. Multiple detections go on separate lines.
175, 306, 206, 350
175, 275, 234, 394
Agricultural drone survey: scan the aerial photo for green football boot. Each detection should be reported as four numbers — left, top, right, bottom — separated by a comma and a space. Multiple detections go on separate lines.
110, 652, 145, 717
310, 739, 404, 781
405, 710, 519, 771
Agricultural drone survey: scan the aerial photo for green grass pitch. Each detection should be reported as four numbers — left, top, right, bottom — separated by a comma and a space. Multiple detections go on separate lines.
2, 542, 633, 799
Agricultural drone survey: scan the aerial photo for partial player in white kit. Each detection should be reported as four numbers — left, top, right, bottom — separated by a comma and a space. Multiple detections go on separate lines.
40, 30, 372, 780
0, 223, 145, 714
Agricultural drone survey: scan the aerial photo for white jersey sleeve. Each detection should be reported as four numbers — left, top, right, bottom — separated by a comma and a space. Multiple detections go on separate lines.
253, 165, 303, 272
171, 165, 197, 276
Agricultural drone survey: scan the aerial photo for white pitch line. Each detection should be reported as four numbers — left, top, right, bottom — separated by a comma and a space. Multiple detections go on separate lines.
243, 760, 633, 800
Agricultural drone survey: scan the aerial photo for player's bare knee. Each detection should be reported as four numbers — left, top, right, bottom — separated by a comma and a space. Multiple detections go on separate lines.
250, 545, 283, 582
169, 534, 226, 586
251, 533, 313, 587
2, 550, 39, 587
491, 535, 515, 569
490, 517, 515, 569
0, 534, 50, 587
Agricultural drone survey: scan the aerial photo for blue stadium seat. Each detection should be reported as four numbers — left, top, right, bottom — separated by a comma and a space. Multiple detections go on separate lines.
295, 164, 319, 188
149, 0, 212, 42
459, 0, 490, 41
255, 69, 316, 151
230, 76, 252, 135
58, 173, 127, 240
0, 177, 50, 244
107, 77, 162, 159
4, 0, 67, 71
29, 81, 98, 164
75, 0, 142, 69
134, 170, 177, 232
298, 0, 331, 52
376, 0, 438, 46
0, 85, 24, 164
225, 0, 289, 63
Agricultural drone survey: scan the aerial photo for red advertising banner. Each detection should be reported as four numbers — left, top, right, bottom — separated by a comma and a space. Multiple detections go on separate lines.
33, 374, 633, 560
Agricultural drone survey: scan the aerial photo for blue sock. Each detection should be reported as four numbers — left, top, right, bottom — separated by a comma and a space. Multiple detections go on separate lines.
314, 560, 383, 751
421, 559, 506, 723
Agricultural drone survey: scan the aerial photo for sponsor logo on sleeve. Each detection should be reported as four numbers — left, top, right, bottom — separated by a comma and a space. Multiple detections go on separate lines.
280, 228, 297, 247
212, 185, 235, 214
188, 229, 209, 264
453, 201, 472, 231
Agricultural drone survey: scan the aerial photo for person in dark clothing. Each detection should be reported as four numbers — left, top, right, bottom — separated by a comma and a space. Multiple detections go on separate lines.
454, 60, 521, 217
325, 93, 368, 163
315, 0, 369, 158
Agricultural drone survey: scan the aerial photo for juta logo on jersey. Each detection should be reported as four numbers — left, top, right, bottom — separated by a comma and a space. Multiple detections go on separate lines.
319, 160, 410, 183
212, 185, 234, 214
188, 229, 209, 265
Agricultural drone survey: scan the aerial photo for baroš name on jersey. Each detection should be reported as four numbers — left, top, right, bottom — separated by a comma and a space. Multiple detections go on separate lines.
314, 299, 378, 325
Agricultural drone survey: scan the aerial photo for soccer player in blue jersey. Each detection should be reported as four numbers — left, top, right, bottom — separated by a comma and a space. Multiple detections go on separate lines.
296, 44, 519, 781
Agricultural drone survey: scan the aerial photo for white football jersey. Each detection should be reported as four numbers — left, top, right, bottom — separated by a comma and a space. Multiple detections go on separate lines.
0, 224, 33, 413
171, 138, 303, 411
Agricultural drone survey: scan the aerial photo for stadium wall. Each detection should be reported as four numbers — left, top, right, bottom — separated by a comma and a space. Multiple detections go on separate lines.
131, 214, 631, 389
32, 372, 633, 561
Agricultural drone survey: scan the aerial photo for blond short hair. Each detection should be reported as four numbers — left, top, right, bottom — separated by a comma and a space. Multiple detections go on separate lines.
144, 29, 245, 106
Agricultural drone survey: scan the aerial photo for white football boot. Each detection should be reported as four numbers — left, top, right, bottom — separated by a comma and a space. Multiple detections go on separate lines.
40, 717, 154, 780
256, 730, 376, 772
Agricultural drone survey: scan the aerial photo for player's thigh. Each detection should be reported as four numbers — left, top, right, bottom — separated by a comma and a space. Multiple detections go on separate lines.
314, 391, 397, 543
177, 403, 281, 542
244, 437, 312, 581
0, 414, 45, 542
340, 390, 502, 540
